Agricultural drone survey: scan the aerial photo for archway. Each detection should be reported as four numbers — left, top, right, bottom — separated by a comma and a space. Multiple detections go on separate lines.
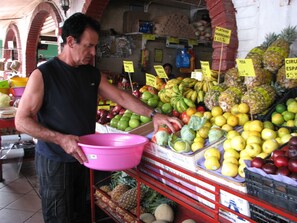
25, 2, 62, 76
3, 23, 22, 72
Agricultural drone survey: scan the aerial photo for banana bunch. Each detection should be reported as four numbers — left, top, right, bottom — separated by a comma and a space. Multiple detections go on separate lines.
171, 95, 196, 113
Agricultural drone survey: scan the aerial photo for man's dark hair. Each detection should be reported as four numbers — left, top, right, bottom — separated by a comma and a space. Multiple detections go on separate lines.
61, 12, 101, 45
163, 63, 173, 70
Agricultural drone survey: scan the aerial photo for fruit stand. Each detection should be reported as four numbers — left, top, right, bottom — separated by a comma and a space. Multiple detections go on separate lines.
89, 147, 297, 223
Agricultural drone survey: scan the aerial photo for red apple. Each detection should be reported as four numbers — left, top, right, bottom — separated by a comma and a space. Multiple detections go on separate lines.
288, 136, 297, 147
274, 155, 289, 168
290, 172, 297, 181
271, 150, 286, 161
172, 110, 180, 118
197, 105, 205, 113
288, 158, 297, 173
262, 162, 277, 174
180, 111, 190, 124
251, 157, 265, 169
286, 146, 297, 159
276, 166, 291, 176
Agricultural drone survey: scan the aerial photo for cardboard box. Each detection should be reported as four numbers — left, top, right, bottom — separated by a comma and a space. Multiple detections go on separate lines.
145, 138, 225, 172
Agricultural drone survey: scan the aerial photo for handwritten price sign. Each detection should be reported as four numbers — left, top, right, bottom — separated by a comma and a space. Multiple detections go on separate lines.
236, 59, 255, 77
154, 65, 168, 79
200, 61, 211, 78
123, 61, 134, 73
214, 27, 231, 44
145, 73, 156, 88
285, 58, 297, 79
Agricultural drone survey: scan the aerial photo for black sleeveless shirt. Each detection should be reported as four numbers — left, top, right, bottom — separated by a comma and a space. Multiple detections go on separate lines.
36, 57, 100, 162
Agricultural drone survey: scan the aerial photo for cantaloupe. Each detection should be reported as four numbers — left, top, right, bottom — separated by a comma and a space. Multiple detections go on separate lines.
154, 203, 174, 222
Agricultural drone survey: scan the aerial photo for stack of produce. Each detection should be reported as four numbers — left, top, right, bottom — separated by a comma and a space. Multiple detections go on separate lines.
191, 19, 212, 42
204, 84, 227, 110
263, 26, 297, 73
218, 85, 247, 112
223, 67, 244, 87
241, 84, 276, 115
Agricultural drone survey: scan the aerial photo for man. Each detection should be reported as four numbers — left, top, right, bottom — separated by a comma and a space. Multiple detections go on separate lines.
163, 63, 175, 79
15, 13, 182, 223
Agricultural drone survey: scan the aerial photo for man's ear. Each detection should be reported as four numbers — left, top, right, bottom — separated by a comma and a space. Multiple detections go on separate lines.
66, 36, 76, 48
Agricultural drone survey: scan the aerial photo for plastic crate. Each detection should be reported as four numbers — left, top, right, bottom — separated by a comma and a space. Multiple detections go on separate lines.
250, 204, 295, 223
244, 168, 297, 214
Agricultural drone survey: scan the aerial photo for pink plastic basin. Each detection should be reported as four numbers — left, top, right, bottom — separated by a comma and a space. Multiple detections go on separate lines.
12, 87, 25, 97
78, 133, 149, 171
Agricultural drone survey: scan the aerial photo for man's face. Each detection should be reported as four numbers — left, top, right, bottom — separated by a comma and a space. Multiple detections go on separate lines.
164, 66, 172, 75
72, 28, 98, 65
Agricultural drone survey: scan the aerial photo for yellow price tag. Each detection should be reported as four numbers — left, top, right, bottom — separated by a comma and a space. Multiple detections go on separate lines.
142, 34, 156, 41
154, 65, 168, 79
97, 105, 110, 110
145, 73, 156, 88
236, 59, 255, 77
188, 39, 198, 46
285, 58, 297, 79
200, 61, 211, 78
214, 26, 231, 44
167, 37, 179, 44
123, 61, 134, 73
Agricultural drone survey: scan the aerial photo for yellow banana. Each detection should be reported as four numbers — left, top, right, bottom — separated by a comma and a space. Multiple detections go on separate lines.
190, 90, 197, 102
183, 88, 192, 98
202, 82, 208, 92
185, 89, 194, 99
194, 81, 203, 91
183, 97, 196, 108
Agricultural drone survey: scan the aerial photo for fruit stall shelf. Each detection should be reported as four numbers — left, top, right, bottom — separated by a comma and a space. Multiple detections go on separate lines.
89, 151, 297, 223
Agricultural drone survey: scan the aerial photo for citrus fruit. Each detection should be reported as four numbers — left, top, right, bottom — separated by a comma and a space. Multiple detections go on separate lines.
211, 106, 223, 117
147, 98, 159, 108
214, 115, 227, 127
194, 136, 205, 144
221, 162, 238, 177
203, 111, 212, 120
141, 91, 153, 101
286, 98, 296, 106
238, 103, 250, 114
224, 148, 240, 159
222, 124, 233, 132
263, 121, 274, 130
261, 128, 277, 140
223, 112, 232, 119
197, 126, 210, 139
173, 141, 187, 152
237, 113, 250, 126
275, 103, 286, 113
277, 127, 290, 138
186, 107, 197, 117
285, 120, 295, 127
271, 113, 285, 125
282, 111, 295, 121
129, 119, 140, 129
110, 118, 119, 128
231, 104, 240, 115
223, 139, 232, 150
117, 120, 129, 130
140, 115, 151, 123
226, 130, 240, 139
227, 114, 239, 127
161, 103, 173, 114
223, 157, 239, 165
231, 135, 246, 151
249, 120, 264, 132
194, 111, 203, 117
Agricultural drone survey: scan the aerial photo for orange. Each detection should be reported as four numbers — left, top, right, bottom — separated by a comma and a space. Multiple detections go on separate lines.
238, 103, 250, 114
186, 107, 197, 117
227, 114, 239, 127
214, 115, 227, 127
211, 106, 223, 117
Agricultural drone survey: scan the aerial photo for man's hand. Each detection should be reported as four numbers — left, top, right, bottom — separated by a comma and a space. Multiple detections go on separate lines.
60, 135, 88, 164
152, 113, 183, 133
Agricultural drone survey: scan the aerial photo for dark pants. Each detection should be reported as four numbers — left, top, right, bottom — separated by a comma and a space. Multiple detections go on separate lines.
35, 152, 90, 223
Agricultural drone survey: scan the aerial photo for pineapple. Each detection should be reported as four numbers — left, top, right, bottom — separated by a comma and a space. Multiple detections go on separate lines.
223, 67, 244, 87
117, 186, 146, 210
246, 33, 279, 68
244, 68, 272, 89
263, 26, 297, 73
241, 84, 276, 115
110, 184, 130, 202
276, 64, 297, 89
204, 84, 227, 110
218, 86, 247, 112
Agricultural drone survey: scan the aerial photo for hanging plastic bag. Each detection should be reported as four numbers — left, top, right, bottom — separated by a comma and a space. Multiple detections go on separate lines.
176, 48, 190, 68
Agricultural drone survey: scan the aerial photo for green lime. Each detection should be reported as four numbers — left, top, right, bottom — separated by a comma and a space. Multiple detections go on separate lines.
129, 119, 140, 128
286, 98, 296, 106
110, 118, 119, 128
140, 115, 152, 123
130, 114, 140, 120
125, 126, 133, 131
120, 116, 130, 122
282, 111, 295, 121
117, 120, 129, 130
147, 98, 159, 108
141, 91, 153, 101
161, 103, 173, 114
275, 103, 286, 114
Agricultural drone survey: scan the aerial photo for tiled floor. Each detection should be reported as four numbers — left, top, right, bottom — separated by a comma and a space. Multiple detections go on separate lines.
0, 160, 43, 223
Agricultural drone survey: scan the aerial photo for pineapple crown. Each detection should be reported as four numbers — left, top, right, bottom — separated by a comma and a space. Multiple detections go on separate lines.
260, 32, 279, 48
279, 25, 297, 43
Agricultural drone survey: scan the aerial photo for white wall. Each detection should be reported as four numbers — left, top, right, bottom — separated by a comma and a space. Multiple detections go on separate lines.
232, 0, 297, 58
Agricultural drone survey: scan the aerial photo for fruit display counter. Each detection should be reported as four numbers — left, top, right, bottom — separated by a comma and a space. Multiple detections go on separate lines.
89, 148, 297, 223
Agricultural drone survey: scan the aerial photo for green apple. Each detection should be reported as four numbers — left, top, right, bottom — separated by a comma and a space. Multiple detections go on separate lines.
204, 147, 220, 160
221, 162, 238, 177
204, 157, 220, 171
231, 135, 246, 151
245, 143, 262, 157
262, 139, 279, 154
246, 135, 262, 145
238, 164, 247, 178
223, 149, 240, 159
